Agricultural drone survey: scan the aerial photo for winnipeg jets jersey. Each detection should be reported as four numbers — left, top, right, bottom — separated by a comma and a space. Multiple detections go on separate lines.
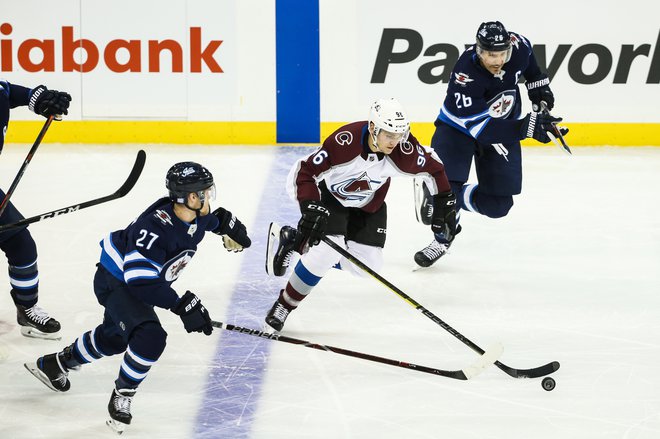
99, 197, 220, 309
436, 32, 544, 144
287, 121, 451, 212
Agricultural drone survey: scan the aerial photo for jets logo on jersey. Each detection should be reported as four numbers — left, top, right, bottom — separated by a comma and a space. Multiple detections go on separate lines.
163, 250, 194, 281
335, 130, 353, 146
487, 90, 517, 118
454, 72, 473, 87
510, 33, 520, 50
154, 209, 173, 226
330, 172, 382, 201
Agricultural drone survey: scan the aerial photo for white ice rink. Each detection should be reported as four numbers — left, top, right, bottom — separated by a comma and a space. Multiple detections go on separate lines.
0, 143, 658, 438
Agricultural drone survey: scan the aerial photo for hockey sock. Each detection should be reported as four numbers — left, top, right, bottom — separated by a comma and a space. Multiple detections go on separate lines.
115, 322, 166, 390
279, 261, 323, 310
8, 260, 39, 308
2, 230, 40, 308
61, 328, 109, 370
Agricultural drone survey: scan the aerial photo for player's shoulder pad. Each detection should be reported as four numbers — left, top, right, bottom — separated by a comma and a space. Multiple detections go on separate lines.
0, 80, 8, 97
151, 208, 175, 228
509, 32, 531, 51
325, 121, 364, 148
451, 51, 485, 88
320, 121, 365, 163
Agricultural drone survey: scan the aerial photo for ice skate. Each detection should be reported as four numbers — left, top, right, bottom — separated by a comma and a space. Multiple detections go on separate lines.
414, 239, 451, 268
106, 388, 137, 435
264, 299, 290, 332
24, 353, 70, 392
16, 304, 61, 340
265, 222, 298, 276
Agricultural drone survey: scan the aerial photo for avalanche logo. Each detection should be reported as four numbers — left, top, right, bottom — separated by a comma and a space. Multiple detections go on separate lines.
335, 131, 353, 145
163, 250, 195, 281
330, 172, 382, 201
400, 141, 414, 155
487, 90, 516, 118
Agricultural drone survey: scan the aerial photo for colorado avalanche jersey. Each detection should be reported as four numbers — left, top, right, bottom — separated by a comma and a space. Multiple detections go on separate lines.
287, 121, 451, 212
436, 32, 544, 144
99, 197, 220, 309
0, 80, 32, 151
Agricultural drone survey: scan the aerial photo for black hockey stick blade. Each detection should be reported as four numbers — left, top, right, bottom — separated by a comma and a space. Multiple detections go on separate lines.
322, 236, 560, 380
548, 128, 572, 155
0, 150, 146, 233
540, 101, 571, 155
211, 320, 502, 380
0, 115, 55, 218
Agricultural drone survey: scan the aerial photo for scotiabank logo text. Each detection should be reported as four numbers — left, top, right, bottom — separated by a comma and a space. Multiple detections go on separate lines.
0, 23, 223, 73
371, 29, 660, 85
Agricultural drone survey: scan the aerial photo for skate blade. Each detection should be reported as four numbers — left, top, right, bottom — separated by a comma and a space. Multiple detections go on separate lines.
21, 326, 62, 340
24, 362, 62, 392
106, 418, 129, 435
262, 321, 280, 334
265, 222, 282, 276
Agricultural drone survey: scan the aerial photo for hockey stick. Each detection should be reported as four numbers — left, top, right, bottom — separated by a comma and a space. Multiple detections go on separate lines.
322, 236, 560, 379
540, 101, 571, 155
211, 320, 502, 380
0, 150, 146, 233
0, 115, 55, 218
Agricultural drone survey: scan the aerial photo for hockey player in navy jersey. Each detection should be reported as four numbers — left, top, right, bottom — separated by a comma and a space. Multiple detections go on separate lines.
413, 21, 569, 267
263, 98, 456, 332
0, 79, 71, 339
24, 162, 251, 434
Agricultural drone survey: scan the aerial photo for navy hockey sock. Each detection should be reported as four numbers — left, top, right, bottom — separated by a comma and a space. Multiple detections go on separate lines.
62, 328, 109, 370
8, 260, 39, 307
115, 323, 166, 390
2, 229, 40, 307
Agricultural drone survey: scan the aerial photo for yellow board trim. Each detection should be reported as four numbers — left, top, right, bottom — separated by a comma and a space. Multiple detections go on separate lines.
324, 122, 660, 147
5, 120, 660, 146
7, 121, 277, 145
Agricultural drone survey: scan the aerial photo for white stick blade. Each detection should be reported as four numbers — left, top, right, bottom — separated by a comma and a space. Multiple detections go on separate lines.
462, 343, 504, 380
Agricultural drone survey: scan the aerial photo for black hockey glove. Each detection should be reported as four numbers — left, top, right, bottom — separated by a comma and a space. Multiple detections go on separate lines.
526, 74, 554, 112
431, 191, 457, 242
28, 85, 72, 118
525, 73, 555, 112
211, 207, 251, 251
298, 200, 330, 248
172, 291, 213, 335
520, 112, 569, 144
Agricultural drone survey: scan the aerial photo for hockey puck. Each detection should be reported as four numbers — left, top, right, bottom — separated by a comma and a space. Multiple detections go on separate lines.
542, 377, 556, 391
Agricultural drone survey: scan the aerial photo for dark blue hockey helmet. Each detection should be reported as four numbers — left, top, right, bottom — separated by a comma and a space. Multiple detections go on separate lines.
166, 161, 215, 205
476, 21, 511, 52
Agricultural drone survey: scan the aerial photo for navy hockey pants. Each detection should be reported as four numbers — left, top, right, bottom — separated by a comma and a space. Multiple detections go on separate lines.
431, 122, 522, 218
73, 264, 169, 390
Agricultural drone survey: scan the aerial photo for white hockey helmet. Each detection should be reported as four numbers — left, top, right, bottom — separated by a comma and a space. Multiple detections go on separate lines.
368, 98, 410, 145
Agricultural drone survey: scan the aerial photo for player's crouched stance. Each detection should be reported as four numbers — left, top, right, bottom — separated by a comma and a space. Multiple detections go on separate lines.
24, 162, 251, 434
264, 98, 455, 332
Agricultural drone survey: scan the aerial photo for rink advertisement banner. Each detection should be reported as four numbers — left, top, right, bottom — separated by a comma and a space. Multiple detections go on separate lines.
2, 0, 659, 145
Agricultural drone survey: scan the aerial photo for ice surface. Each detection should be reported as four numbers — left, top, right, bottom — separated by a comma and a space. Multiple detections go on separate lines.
0, 144, 658, 439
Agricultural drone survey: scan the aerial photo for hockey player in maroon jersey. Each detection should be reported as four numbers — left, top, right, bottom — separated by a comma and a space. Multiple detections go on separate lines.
263, 98, 457, 332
